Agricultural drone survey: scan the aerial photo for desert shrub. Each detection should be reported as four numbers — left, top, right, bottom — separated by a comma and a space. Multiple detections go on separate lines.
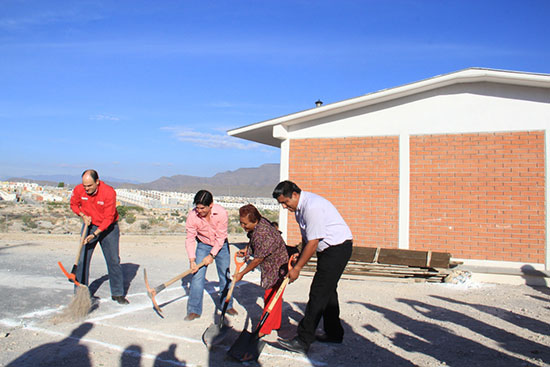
125, 213, 136, 224
21, 214, 38, 229
149, 217, 163, 225
117, 205, 144, 218
140, 223, 150, 230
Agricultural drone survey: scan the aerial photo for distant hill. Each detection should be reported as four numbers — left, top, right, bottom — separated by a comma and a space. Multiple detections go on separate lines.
8, 163, 281, 197
122, 163, 280, 197
5, 174, 140, 186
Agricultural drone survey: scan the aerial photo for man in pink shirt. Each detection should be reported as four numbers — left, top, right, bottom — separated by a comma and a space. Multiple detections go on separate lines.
70, 169, 128, 304
184, 190, 237, 320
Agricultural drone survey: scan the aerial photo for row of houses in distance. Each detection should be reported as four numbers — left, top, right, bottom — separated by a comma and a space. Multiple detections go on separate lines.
0, 181, 280, 212
0, 181, 66, 202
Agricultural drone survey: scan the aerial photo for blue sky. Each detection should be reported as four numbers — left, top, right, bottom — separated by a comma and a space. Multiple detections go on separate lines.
1, 0, 549, 183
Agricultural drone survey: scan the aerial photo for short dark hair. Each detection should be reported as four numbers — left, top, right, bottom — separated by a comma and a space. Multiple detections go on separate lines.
239, 204, 261, 223
272, 180, 301, 199
82, 169, 99, 181
193, 190, 213, 206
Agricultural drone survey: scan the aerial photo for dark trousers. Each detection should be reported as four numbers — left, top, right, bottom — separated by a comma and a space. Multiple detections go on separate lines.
76, 222, 124, 296
297, 240, 352, 346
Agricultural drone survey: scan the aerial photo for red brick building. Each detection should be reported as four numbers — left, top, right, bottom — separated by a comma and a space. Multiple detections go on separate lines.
229, 68, 549, 272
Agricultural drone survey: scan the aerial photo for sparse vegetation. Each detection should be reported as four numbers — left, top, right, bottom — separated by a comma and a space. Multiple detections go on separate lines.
125, 213, 136, 224
0, 201, 275, 236
21, 214, 38, 229
117, 205, 144, 218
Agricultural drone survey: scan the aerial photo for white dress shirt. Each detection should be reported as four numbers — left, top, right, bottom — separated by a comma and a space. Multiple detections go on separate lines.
295, 191, 353, 252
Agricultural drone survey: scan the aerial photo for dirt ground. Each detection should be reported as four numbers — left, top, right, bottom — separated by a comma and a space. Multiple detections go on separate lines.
0, 233, 548, 367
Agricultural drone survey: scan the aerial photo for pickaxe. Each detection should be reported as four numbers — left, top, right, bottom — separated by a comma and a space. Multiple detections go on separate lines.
144, 258, 208, 316
57, 223, 89, 287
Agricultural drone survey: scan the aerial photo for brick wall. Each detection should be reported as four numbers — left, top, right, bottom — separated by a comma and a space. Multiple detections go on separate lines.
287, 137, 400, 248
410, 131, 546, 263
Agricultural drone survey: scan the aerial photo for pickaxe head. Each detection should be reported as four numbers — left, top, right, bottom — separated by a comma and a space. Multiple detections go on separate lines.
58, 261, 82, 287
143, 268, 163, 316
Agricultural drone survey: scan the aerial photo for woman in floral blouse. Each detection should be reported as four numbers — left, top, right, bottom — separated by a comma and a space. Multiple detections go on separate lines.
234, 204, 290, 338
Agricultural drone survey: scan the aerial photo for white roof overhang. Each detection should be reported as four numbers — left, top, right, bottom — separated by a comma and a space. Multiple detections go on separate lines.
227, 68, 550, 148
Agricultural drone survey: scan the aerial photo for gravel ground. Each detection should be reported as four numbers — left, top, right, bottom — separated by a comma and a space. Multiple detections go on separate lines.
0, 233, 548, 367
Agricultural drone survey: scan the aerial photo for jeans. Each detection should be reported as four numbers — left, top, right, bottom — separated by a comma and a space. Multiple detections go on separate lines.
187, 240, 232, 315
76, 222, 125, 296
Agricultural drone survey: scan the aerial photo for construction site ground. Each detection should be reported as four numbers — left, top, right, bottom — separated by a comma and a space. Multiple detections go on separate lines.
0, 233, 548, 367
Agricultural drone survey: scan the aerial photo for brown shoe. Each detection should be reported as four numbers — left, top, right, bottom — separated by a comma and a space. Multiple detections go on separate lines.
225, 308, 238, 316
111, 296, 129, 305
184, 313, 200, 321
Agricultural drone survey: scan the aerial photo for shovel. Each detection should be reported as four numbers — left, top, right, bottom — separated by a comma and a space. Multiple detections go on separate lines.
144, 258, 208, 316
202, 252, 246, 347
227, 254, 297, 362
57, 223, 89, 287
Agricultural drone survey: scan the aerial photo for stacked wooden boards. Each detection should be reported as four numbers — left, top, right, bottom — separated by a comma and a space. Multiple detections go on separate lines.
301, 246, 459, 283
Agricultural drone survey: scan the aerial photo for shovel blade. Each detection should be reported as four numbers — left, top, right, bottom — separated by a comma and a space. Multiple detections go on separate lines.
227, 330, 265, 362
202, 322, 229, 347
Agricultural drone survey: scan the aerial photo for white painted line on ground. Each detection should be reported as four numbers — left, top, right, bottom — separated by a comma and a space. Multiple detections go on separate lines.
94, 322, 202, 344
20, 306, 64, 319
0, 319, 22, 328
262, 351, 327, 366
24, 325, 196, 367
86, 303, 151, 322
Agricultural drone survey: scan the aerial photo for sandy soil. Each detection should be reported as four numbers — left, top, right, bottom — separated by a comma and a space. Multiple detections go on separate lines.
0, 233, 548, 367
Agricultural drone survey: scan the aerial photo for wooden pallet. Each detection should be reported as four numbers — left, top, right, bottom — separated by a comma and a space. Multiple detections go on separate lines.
301, 246, 457, 283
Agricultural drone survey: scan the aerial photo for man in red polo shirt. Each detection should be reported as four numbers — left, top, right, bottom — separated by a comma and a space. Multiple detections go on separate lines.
70, 169, 128, 304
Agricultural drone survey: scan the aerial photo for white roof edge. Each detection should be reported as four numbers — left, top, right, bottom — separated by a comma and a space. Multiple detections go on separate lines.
228, 68, 550, 137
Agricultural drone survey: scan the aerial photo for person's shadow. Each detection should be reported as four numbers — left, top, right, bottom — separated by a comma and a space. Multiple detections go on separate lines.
267, 300, 413, 366
353, 300, 540, 366
154, 343, 185, 367
120, 344, 142, 367
521, 264, 550, 301
6, 322, 93, 367
88, 262, 139, 297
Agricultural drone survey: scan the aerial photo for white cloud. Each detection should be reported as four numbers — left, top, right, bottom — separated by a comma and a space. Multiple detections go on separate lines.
151, 162, 173, 167
89, 114, 121, 121
162, 126, 262, 150
58, 163, 85, 168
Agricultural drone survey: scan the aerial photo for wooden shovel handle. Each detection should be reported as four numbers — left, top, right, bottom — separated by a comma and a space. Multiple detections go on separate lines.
265, 253, 298, 314
162, 258, 208, 289
224, 252, 246, 302
253, 254, 298, 333
74, 223, 89, 266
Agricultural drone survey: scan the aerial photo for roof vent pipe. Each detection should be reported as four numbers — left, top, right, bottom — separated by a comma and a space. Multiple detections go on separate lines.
315, 99, 323, 107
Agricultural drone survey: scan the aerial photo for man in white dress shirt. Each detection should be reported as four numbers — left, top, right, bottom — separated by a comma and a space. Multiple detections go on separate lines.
272, 181, 353, 354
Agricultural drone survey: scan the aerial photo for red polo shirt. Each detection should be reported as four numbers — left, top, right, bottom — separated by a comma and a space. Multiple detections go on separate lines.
70, 180, 119, 231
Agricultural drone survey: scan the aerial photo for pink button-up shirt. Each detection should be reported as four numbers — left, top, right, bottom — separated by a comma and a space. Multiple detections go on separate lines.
185, 203, 228, 260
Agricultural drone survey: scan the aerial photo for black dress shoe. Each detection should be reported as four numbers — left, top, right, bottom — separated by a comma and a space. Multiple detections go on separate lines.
277, 337, 309, 354
315, 333, 343, 344
111, 296, 129, 305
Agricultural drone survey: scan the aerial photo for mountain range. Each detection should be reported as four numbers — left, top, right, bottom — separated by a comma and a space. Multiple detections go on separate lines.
7, 163, 281, 198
